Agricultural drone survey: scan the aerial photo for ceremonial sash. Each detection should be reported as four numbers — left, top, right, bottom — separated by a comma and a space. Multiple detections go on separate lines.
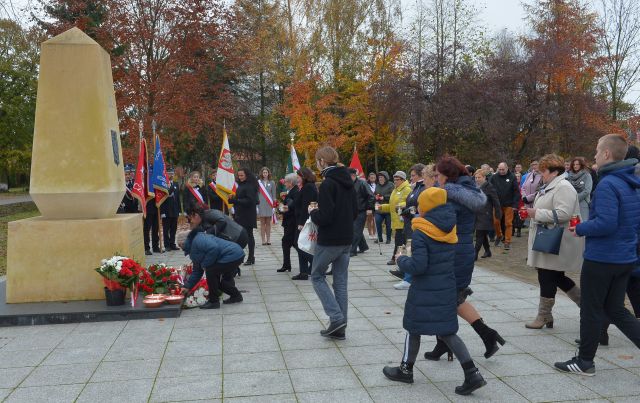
209, 181, 217, 193
187, 185, 206, 207
258, 180, 278, 224
258, 181, 276, 208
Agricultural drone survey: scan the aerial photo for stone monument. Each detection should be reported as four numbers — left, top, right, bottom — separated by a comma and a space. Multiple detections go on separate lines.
6, 28, 145, 303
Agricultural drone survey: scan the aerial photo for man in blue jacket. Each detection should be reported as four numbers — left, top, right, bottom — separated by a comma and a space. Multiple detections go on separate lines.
179, 228, 245, 309
555, 134, 640, 376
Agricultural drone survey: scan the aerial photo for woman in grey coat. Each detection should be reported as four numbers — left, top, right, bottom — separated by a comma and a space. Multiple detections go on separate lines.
566, 157, 593, 220
257, 167, 277, 245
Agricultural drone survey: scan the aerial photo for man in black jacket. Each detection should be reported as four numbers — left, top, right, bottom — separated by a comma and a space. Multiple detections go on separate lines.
161, 169, 181, 250
186, 205, 248, 249
488, 162, 520, 250
349, 168, 374, 257
206, 169, 224, 211
278, 173, 300, 272
309, 146, 358, 339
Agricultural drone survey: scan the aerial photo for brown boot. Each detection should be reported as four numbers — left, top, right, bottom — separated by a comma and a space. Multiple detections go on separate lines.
565, 286, 581, 307
525, 297, 555, 329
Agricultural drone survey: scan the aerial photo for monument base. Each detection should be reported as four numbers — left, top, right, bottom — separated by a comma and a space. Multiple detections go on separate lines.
6, 214, 145, 303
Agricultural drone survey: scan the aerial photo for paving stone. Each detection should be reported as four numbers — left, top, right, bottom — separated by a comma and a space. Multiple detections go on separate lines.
104, 341, 166, 361
480, 353, 555, 377
42, 346, 109, 366
434, 378, 528, 402
223, 351, 286, 373
222, 312, 271, 325
0, 348, 50, 368
296, 387, 374, 403
223, 322, 274, 338
338, 345, 400, 365
268, 309, 318, 323
283, 347, 347, 369
504, 334, 575, 354
56, 332, 119, 349
289, 366, 361, 393
150, 375, 222, 402
164, 340, 221, 357
77, 379, 154, 403
21, 363, 97, 387
352, 363, 428, 388
0, 366, 33, 388
159, 355, 221, 377
0, 388, 9, 401
276, 333, 337, 351
223, 370, 293, 397
169, 327, 222, 342
5, 384, 84, 403
91, 359, 161, 382
502, 373, 599, 402
223, 335, 280, 355
337, 329, 394, 347
595, 346, 640, 368
572, 368, 640, 397
1, 334, 65, 351
225, 394, 296, 403
273, 320, 322, 335
368, 383, 450, 403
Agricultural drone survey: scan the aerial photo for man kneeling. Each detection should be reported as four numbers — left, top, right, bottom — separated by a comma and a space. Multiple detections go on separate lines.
178, 229, 244, 309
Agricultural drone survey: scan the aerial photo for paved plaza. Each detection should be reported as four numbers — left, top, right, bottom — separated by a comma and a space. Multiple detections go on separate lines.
0, 228, 639, 402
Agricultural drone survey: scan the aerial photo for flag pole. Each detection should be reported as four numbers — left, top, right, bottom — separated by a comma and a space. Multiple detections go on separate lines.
153, 120, 165, 253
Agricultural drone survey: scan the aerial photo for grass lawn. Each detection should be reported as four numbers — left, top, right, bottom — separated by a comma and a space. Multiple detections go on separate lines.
0, 203, 40, 277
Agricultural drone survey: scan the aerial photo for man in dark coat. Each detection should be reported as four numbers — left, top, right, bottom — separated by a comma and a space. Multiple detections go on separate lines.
117, 165, 138, 214
278, 173, 300, 272
474, 170, 501, 259
349, 168, 374, 257
488, 162, 520, 250
161, 169, 181, 250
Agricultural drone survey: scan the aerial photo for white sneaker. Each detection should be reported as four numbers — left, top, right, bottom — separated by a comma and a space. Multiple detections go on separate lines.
393, 280, 411, 290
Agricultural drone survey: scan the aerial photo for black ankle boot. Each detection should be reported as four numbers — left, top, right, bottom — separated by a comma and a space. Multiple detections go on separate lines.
382, 361, 414, 384
424, 338, 453, 361
471, 318, 506, 359
455, 364, 486, 395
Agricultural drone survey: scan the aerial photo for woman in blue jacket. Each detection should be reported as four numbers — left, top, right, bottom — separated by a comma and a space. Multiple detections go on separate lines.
180, 229, 245, 309
424, 156, 505, 360
383, 187, 486, 396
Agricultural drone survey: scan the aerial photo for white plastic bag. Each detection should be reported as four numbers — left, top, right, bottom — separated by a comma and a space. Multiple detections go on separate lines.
298, 217, 318, 255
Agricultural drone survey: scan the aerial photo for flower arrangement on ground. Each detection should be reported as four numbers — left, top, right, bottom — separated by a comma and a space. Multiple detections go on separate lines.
139, 263, 181, 295
95, 255, 144, 290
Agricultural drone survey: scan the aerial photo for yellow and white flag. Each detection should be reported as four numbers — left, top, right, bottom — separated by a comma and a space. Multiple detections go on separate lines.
216, 127, 237, 208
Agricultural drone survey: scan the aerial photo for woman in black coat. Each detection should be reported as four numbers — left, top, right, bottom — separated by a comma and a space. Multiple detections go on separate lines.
292, 167, 318, 280
473, 169, 502, 260
229, 168, 258, 265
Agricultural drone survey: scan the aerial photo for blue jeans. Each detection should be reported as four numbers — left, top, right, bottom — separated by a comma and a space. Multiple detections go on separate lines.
375, 212, 391, 242
311, 244, 350, 323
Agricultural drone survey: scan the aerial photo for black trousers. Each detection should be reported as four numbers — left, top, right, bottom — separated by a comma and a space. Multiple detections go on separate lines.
162, 216, 178, 248
474, 230, 491, 255
351, 211, 368, 254
392, 229, 406, 258
144, 214, 159, 251
282, 222, 297, 269
205, 258, 243, 302
579, 260, 640, 362
603, 276, 640, 332
537, 268, 576, 298
242, 226, 255, 261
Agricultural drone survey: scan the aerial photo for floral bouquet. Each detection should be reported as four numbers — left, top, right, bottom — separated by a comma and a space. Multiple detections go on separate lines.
139, 264, 181, 295
95, 256, 144, 291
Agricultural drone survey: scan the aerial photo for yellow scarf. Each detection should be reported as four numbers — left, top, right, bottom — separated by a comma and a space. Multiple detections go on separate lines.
411, 217, 458, 244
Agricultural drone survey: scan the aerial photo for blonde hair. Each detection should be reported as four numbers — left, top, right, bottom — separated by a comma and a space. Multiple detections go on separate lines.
315, 146, 339, 165
598, 134, 628, 161
422, 164, 436, 178
474, 168, 489, 178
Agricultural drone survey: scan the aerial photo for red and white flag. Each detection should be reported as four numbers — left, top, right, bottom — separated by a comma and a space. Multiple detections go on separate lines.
132, 138, 151, 217
349, 145, 365, 178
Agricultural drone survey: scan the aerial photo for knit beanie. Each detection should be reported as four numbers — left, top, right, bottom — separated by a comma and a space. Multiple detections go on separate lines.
417, 187, 447, 214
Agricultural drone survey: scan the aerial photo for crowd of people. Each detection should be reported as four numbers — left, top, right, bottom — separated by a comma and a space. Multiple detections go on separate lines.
117, 135, 640, 394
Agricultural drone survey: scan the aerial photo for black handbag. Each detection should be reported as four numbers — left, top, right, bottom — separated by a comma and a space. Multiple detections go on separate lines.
532, 210, 564, 255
